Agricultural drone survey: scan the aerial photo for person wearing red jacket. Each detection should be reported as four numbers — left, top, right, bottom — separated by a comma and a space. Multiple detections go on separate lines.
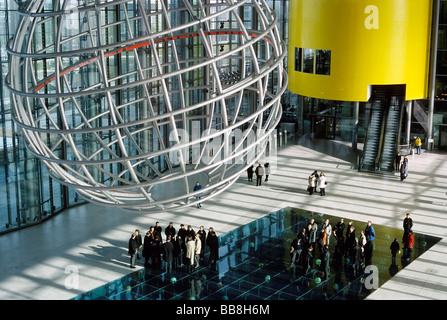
404, 230, 414, 260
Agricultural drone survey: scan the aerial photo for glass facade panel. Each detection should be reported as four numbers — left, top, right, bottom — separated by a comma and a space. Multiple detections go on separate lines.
295, 47, 302, 72
302, 48, 314, 74
315, 50, 331, 75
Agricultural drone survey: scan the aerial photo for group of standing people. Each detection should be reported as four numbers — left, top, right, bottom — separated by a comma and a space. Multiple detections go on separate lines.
128, 222, 219, 273
247, 162, 271, 186
390, 213, 415, 264
307, 170, 327, 196
395, 135, 424, 181
289, 217, 376, 280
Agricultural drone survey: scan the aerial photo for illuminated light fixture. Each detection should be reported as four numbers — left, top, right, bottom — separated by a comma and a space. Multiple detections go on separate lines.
6, 0, 287, 212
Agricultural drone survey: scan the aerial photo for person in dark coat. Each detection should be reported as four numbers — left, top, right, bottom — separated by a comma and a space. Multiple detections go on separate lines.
333, 218, 345, 242
363, 237, 373, 267
197, 226, 207, 260
142, 229, 154, 267
247, 165, 254, 182
134, 229, 142, 260
128, 233, 138, 268
207, 231, 219, 269
178, 224, 187, 261
178, 224, 187, 240
154, 221, 163, 243
206, 227, 214, 252
165, 222, 176, 241
297, 227, 308, 250
151, 235, 162, 269
173, 235, 182, 268
186, 225, 196, 239
162, 236, 174, 273
402, 213, 413, 244
344, 224, 356, 257
390, 238, 400, 265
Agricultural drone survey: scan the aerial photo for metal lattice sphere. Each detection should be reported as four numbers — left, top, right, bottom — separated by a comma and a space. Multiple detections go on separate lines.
7, 0, 287, 212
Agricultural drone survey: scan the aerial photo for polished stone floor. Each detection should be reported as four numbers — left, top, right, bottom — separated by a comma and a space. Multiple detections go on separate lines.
1, 136, 447, 300
73, 207, 440, 300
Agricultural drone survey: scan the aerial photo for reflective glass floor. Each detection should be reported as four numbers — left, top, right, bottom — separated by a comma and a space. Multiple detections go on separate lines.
73, 207, 441, 300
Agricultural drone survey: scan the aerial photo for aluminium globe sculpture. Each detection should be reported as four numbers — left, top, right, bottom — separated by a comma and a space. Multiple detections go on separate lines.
7, 0, 287, 212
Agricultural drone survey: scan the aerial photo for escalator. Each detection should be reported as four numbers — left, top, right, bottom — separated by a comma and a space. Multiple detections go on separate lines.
359, 85, 405, 173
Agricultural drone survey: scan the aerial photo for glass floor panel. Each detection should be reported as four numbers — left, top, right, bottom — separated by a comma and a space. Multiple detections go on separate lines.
73, 207, 441, 300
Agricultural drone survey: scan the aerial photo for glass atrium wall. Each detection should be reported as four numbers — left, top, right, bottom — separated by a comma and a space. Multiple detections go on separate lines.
434, 0, 447, 149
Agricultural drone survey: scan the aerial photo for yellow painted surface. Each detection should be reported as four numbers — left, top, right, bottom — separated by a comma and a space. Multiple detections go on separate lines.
288, 0, 432, 101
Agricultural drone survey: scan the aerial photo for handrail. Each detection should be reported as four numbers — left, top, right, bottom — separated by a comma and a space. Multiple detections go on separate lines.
375, 105, 387, 170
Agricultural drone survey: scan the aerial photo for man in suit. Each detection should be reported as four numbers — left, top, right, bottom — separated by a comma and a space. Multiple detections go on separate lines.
165, 222, 176, 241
162, 236, 174, 273
134, 229, 142, 260
207, 231, 219, 270
128, 233, 138, 268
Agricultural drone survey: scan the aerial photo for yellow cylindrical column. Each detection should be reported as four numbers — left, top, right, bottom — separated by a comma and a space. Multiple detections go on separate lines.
288, 0, 433, 102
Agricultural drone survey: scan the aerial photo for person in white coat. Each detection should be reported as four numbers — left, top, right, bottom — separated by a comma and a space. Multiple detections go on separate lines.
194, 233, 202, 269
318, 172, 327, 196
186, 236, 196, 273
308, 173, 316, 195
264, 162, 271, 182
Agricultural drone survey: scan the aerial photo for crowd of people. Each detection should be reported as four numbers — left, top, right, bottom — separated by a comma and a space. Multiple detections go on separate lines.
128, 222, 219, 273
289, 213, 415, 281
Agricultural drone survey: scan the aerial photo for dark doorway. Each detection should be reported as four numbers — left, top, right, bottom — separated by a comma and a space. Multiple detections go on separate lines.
310, 115, 335, 139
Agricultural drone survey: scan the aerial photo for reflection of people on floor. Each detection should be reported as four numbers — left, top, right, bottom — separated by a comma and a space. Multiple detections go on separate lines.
322, 245, 330, 280
390, 238, 400, 265
332, 236, 345, 272
350, 239, 362, 278
304, 245, 314, 275
289, 234, 303, 268
363, 237, 373, 267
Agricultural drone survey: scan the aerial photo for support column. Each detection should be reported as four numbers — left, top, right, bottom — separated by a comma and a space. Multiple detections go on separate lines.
406, 100, 413, 145
352, 101, 359, 151
299, 95, 304, 135
427, 0, 440, 151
